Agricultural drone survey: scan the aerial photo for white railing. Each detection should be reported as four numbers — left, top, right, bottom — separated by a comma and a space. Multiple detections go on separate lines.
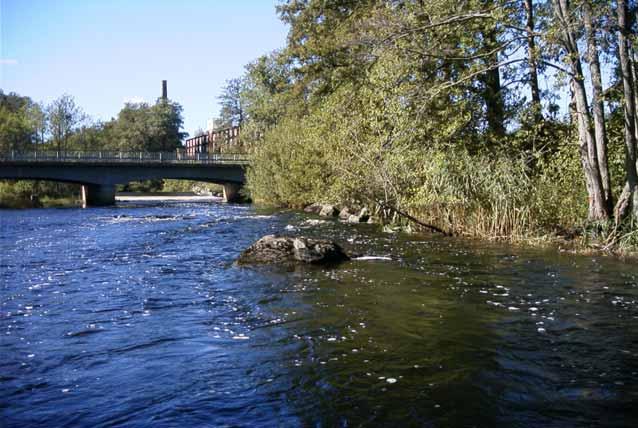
0, 151, 250, 165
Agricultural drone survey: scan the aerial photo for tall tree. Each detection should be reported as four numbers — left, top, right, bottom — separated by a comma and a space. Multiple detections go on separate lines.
523, 0, 542, 121
552, 0, 609, 221
241, 51, 296, 134
0, 91, 42, 152
277, 0, 373, 99
614, 0, 638, 222
47, 94, 83, 153
479, 1, 506, 139
583, 0, 612, 210
112, 99, 186, 152
218, 78, 245, 128
152, 99, 187, 151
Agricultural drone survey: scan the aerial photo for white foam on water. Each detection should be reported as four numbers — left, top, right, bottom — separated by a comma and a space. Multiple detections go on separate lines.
353, 256, 392, 261
301, 219, 326, 226
232, 334, 250, 340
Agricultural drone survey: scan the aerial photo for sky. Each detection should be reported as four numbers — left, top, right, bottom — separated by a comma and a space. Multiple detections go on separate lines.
0, 0, 288, 135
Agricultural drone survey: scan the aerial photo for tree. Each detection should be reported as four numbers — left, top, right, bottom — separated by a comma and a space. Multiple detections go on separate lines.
614, 0, 638, 222
551, 0, 609, 221
0, 91, 42, 152
73, 119, 111, 151
151, 99, 187, 151
582, 0, 612, 210
47, 94, 83, 153
233, 0, 638, 241
218, 78, 245, 128
523, 0, 542, 121
277, 0, 374, 98
240, 51, 297, 140
111, 102, 152, 152
111, 99, 186, 152
479, 0, 506, 139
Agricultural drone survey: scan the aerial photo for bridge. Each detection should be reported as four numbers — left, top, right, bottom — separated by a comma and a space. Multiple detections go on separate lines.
0, 151, 249, 206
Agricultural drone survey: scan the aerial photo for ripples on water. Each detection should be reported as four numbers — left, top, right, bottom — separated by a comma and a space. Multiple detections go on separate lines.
1, 201, 638, 427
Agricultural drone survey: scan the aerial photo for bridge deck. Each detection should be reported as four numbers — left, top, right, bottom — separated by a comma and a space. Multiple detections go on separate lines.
0, 151, 249, 165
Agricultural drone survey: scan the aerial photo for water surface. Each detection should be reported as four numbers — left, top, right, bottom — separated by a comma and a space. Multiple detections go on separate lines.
1, 201, 637, 427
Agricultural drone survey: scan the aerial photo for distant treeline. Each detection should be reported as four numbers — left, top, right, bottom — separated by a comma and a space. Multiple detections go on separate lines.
0, 90, 186, 154
213, 0, 637, 250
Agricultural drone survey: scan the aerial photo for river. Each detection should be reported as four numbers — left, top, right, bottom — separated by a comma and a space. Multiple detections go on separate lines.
1, 200, 637, 427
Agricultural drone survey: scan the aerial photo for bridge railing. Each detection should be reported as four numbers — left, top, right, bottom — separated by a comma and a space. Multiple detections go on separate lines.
0, 151, 250, 165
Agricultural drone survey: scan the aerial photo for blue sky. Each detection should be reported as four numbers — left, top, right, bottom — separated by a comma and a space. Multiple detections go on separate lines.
0, 0, 288, 135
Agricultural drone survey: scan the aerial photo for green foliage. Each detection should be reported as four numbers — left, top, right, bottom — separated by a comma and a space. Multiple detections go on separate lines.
0, 90, 44, 152
218, 78, 245, 127
47, 94, 85, 152
243, 0, 608, 241
0, 180, 80, 208
238, 51, 300, 145
247, 116, 331, 207
110, 100, 186, 152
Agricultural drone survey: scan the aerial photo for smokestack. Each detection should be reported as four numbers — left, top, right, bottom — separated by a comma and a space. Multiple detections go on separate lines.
162, 80, 167, 100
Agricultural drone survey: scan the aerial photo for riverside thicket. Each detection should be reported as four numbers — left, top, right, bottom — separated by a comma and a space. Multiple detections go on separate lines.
217, 0, 637, 250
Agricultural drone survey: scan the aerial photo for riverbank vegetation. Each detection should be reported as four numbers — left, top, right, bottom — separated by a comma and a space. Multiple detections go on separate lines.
215, 0, 638, 252
0, 180, 81, 208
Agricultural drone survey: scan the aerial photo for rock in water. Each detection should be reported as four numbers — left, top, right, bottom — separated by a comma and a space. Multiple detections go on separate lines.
347, 208, 370, 223
291, 237, 349, 263
303, 203, 323, 214
237, 235, 349, 265
338, 207, 352, 220
319, 204, 339, 217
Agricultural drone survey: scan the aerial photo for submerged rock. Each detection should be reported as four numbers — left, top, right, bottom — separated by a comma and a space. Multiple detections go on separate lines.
237, 235, 349, 265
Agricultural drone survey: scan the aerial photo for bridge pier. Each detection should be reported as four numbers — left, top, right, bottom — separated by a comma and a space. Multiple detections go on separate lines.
222, 183, 244, 203
81, 184, 116, 207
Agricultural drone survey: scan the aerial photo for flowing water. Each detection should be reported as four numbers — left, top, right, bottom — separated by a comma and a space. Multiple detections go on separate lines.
1, 201, 638, 427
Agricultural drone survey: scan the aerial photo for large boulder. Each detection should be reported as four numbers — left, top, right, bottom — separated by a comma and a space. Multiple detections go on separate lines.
319, 204, 339, 217
237, 235, 350, 265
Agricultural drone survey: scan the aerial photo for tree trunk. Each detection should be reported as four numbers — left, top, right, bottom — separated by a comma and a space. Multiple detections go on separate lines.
631, 47, 638, 146
523, 0, 542, 121
480, 4, 506, 140
583, 1, 613, 211
553, 0, 609, 221
483, 65, 505, 138
615, 0, 638, 222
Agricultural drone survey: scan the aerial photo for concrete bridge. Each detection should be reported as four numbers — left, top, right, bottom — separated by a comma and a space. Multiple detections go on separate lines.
0, 151, 248, 206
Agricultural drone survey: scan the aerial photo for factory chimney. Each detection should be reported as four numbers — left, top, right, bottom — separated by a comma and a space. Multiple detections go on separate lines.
162, 80, 167, 100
